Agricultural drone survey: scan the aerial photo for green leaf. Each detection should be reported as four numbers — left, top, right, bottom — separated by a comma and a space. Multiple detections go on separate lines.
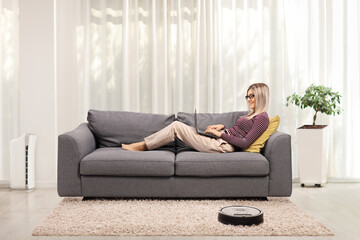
285, 84, 342, 125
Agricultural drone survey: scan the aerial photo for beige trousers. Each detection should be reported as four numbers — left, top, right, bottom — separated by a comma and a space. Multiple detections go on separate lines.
144, 121, 235, 153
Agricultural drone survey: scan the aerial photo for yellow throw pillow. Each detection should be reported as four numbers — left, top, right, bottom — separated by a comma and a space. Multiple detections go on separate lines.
244, 115, 280, 153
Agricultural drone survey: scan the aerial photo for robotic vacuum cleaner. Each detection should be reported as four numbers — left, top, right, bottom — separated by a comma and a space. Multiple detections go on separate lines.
218, 206, 263, 226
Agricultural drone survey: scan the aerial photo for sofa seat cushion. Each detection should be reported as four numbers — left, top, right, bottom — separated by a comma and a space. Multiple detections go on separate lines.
175, 152, 269, 177
80, 148, 175, 177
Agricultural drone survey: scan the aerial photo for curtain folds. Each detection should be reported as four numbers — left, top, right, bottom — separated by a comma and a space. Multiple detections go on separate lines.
57, 0, 360, 179
73, 0, 271, 115
0, 0, 19, 184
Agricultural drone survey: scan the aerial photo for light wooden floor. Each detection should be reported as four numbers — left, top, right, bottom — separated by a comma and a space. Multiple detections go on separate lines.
0, 183, 359, 240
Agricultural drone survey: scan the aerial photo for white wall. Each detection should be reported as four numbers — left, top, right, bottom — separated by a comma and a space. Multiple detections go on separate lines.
19, 0, 56, 188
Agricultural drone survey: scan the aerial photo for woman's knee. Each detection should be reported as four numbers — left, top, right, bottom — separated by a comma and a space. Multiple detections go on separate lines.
168, 121, 183, 135
171, 121, 185, 129
171, 121, 193, 135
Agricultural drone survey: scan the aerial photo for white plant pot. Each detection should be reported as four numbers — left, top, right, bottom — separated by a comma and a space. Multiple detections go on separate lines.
297, 126, 329, 187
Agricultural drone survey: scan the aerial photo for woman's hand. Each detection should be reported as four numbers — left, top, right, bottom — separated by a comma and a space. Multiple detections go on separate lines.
204, 128, 223, 138
206, 124, 224, 131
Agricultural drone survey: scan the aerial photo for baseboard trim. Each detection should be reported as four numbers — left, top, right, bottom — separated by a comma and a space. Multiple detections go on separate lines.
0, 179, 10, 188
327, 178, 360, 183
4, 179, 360, 189
292, 177, 360, 183
1, 179, 56, 188
36, 181, 57, 188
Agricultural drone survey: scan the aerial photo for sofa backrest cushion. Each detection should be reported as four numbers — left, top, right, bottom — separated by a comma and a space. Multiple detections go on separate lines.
87, 110, 175, 149
176, 111, 248, 152
177, 111, 248, 129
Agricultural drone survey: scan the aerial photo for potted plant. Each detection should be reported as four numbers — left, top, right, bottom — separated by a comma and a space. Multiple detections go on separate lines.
286, 84, 342, 187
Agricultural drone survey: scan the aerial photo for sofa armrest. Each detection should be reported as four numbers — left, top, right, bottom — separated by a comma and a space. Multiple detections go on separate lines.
57, 123, 96, 196
261, 131, 292, 196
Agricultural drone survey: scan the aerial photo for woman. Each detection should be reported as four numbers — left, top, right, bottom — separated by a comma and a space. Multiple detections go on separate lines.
122, 83, 270, 153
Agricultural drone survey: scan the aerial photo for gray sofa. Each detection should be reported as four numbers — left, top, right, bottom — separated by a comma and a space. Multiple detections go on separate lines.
58, 110, 292, 198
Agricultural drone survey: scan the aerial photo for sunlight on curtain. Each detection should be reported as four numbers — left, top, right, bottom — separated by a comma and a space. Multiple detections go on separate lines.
0, 0, 19, 184
74, 0, 271, 115
57, 0, 360, 179
282, 0, 360, 179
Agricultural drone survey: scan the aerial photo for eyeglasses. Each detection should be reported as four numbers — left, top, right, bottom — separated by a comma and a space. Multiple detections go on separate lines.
245, 94, 255, 100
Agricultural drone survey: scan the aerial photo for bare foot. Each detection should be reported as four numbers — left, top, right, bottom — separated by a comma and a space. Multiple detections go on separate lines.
122, 141, 148, 151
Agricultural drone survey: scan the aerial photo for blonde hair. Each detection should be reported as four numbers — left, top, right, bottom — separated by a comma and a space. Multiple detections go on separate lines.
246, 83, 270, 119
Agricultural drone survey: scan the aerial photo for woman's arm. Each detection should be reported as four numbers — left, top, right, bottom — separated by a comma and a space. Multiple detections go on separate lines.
220, 114, 269, 149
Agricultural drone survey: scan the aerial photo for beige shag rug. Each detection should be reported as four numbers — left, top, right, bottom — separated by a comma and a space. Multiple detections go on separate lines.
33, 197, 333, 236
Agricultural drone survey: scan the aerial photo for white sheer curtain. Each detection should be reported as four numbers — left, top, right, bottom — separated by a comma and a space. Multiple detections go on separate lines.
57, 0, 360, 179
0, 0, 19, 184
59, 0, 271, 116
281, 0, 360, 180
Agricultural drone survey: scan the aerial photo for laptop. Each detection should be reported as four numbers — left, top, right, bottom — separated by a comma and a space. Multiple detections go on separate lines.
194, 109, 220, 139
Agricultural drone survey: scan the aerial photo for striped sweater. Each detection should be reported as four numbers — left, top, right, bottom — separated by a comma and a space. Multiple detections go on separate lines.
220, 112, 269, 149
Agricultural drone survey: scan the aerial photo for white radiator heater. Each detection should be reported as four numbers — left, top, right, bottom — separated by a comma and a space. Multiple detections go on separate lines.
10, 134, 37, 190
